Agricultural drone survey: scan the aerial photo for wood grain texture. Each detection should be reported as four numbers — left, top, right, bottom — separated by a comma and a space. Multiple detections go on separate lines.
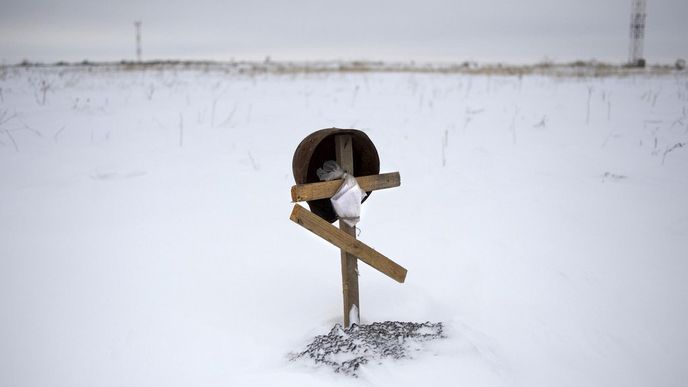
290, 172, 401, 202
335, 134, 359, 328
289, 204, 407, 284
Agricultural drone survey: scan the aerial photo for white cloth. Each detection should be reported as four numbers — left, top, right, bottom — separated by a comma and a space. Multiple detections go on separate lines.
317, 160, 367, 227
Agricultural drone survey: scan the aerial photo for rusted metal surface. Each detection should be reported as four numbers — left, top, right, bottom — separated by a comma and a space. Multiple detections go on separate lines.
292, 128, 380, 223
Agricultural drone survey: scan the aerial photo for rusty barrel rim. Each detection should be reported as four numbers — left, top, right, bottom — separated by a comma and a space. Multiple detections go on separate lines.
292, 128, 380, 223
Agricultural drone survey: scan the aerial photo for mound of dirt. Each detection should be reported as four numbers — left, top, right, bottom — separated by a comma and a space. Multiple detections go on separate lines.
290, 321, 445, 376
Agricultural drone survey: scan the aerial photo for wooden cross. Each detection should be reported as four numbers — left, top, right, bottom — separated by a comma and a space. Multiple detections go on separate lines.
289, 134, 407, 327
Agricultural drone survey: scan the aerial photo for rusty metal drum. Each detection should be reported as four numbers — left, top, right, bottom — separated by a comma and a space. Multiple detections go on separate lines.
292, 128, 380, 223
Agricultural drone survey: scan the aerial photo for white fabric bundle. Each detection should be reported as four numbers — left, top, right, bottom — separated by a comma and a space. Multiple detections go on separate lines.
316, 160, 367, 227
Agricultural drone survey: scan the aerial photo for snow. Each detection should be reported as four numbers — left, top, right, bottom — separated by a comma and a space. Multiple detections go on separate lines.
349, 305, 360, 326
1, 64, 687, 386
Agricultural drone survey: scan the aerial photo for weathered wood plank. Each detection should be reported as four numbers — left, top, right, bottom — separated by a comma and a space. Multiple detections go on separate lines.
290, 172, 401, 202
335, 134, 360, 327
289, 204, 407, 284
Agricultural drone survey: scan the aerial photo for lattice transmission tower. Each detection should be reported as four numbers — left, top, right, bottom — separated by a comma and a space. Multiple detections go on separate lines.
628, 0, 646, 67
134, 21, 142, 62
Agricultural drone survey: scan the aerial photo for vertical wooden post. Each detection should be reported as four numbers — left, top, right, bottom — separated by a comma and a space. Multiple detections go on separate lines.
335, 135, 360, 327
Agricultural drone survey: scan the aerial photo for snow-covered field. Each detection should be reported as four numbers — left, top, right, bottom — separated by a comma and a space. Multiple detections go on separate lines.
1, 64, 687, 387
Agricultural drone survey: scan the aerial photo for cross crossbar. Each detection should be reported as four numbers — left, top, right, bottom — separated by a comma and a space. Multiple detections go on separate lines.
291, 172, 400, 202
290, 204, 407, 283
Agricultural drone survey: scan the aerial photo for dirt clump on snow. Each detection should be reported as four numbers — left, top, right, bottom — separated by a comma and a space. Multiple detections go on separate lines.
290, 321, 445, 376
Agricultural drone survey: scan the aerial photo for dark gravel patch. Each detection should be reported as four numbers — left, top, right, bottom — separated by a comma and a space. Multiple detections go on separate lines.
290, 321, 445, 376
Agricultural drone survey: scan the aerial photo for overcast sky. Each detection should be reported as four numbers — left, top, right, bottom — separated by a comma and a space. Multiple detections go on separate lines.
1, 0, 686, 64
